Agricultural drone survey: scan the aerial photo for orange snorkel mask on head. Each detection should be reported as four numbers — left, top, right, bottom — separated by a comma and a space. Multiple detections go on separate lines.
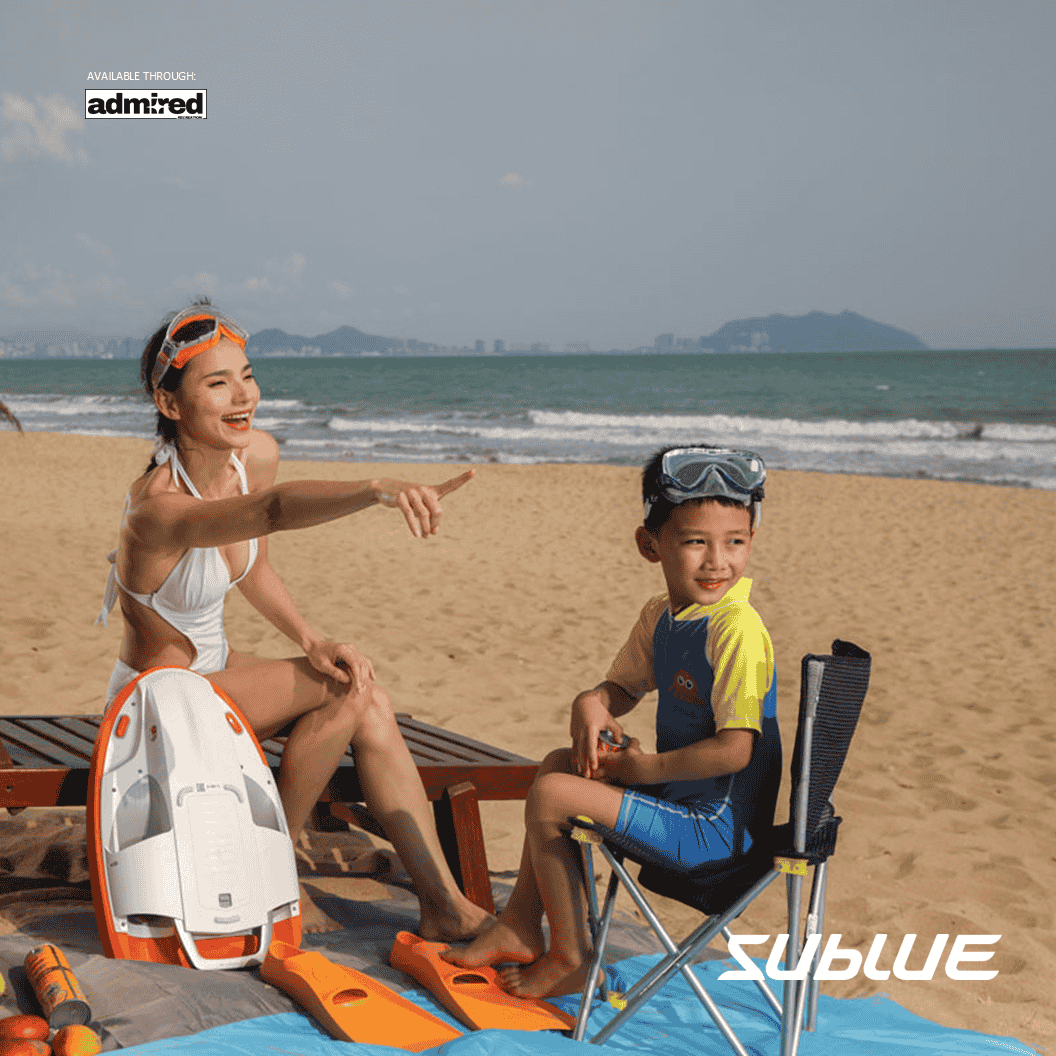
151, 306, 250, 391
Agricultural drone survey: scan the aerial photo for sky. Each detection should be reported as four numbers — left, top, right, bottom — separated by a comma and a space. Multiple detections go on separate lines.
1, 0, 1054, 351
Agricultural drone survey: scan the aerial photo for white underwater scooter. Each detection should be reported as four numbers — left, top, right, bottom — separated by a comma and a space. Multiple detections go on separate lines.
87, 666, 302, 969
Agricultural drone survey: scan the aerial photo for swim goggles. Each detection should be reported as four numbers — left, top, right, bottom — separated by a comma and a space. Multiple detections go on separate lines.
150, 307, 249, 390
645, 446, 767, 527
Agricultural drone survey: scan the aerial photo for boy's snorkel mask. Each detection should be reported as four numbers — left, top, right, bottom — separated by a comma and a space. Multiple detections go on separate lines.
644, 446, 767, 529
151, 306, 250, 391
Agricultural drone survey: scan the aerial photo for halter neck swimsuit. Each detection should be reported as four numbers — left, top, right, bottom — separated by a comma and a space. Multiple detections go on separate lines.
97, 443, 259, 701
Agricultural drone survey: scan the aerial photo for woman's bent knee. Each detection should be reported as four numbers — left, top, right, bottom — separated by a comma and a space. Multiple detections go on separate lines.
333, 682, 399, 745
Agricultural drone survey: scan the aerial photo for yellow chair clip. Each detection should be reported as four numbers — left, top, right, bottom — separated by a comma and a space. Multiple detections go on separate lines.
571, 816, 603, 845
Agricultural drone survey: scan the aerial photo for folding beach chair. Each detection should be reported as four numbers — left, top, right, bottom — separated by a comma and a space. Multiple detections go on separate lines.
570, 639, 871, 1056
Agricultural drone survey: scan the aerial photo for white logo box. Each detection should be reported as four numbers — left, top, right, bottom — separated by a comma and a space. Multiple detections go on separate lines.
85, 89, 207, 119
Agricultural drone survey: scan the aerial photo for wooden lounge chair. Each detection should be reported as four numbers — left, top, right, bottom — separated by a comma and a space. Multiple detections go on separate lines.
0, 712, 539, 914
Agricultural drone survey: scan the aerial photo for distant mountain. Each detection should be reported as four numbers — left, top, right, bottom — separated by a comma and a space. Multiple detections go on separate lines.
703, 310, 928, 353
247, 325, 404, 356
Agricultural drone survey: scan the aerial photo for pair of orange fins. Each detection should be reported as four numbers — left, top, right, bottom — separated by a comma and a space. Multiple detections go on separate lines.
262, 933, 573, 1053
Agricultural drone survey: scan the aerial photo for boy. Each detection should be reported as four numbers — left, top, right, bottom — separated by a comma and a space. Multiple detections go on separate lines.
444, 446, 781, 999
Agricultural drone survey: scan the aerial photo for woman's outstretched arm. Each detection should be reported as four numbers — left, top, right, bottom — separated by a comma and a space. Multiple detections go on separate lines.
126, 432, 475, 551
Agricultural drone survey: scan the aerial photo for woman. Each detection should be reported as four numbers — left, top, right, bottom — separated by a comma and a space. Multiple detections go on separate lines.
97, 300, 490, 937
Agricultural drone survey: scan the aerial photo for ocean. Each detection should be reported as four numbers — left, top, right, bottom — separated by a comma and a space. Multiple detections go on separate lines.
1, 349, 1053, 489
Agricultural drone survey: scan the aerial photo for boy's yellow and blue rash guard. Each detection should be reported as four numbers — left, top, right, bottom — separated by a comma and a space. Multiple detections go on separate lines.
606, 578, 781, 851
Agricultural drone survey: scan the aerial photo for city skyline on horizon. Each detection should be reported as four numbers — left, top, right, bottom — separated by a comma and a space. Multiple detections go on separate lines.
1, 307, 946, 358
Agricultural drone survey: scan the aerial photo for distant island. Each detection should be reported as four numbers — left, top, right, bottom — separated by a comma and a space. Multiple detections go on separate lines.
698, 310, 928, 354
0, 309, 929, 359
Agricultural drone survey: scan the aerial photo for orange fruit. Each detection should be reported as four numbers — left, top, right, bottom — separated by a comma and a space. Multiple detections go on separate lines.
0, 1039, 51, 1055
0, 1016, 49, 1040
52, 1027, 101, 1056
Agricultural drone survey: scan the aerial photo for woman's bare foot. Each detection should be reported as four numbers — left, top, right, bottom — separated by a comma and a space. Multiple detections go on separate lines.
299, 883, 343, 934
498, 951, 591, 999
418, 896, 494, 944
440, 914, 545, 968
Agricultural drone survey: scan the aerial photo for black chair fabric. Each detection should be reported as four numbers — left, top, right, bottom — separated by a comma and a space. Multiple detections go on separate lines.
790, 639, 870, 849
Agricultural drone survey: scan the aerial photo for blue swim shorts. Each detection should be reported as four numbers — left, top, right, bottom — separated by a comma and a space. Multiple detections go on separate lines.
613, 789, 751, 871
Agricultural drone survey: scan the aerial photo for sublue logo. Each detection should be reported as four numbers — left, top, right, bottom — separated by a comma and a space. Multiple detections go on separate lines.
719, 932, 1000, 981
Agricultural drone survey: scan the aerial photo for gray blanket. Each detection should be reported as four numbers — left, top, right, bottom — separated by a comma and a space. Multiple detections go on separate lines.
0, 874, 662, 1050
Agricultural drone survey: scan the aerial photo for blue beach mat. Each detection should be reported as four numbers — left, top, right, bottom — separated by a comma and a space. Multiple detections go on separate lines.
120, 954, 1036, 1055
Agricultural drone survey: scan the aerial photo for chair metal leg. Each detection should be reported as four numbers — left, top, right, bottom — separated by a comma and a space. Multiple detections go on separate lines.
612, 908, 727, 1012
576, 839, 611, 1003
781, 869, 806, 1056
721, 925, 783, 1016
590, 848, 781, 1055
782, 658, 826, 1056
787, 963, 811, 1056
595, 851, 729, 1013
781, 859, 831, 1056
805, 861, 828, 1031
607, 866, 780, 1015
573, 869, 620, 1042
580, 841, 600, 942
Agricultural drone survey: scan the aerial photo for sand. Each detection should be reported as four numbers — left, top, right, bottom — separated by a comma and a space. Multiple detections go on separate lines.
0, 430, 1053, 1051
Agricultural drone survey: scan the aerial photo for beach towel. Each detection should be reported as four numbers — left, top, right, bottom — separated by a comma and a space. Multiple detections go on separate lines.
117, 953, 1037, 1055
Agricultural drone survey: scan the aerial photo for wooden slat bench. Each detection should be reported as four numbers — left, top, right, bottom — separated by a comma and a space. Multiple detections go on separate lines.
0, 713, 539, 914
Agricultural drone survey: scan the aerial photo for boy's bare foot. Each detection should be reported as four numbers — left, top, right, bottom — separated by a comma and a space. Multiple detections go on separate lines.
418, 896, 495, 944
498, 951, 591, 999
440, 915, 545, 968
299, 883, 343, 934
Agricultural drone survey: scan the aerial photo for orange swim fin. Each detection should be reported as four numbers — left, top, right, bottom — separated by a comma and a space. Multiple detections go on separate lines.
262, 940, 461, 1052
389, 931, 575, 1033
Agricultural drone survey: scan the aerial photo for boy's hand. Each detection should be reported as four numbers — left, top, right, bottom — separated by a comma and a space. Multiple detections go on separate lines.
570, 689, 625, 779
594, 738, 644, 786
570, 680, 638, 778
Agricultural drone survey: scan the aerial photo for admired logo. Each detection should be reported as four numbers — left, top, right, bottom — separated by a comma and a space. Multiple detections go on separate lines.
85, 89, 206, 119
719, 933, 1000, 982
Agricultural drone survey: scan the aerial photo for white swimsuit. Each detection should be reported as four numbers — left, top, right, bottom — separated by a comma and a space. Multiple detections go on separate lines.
97, 443, 258, 703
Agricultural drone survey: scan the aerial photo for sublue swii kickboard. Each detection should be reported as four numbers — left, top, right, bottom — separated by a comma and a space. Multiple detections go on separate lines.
87, 666, 302, 968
